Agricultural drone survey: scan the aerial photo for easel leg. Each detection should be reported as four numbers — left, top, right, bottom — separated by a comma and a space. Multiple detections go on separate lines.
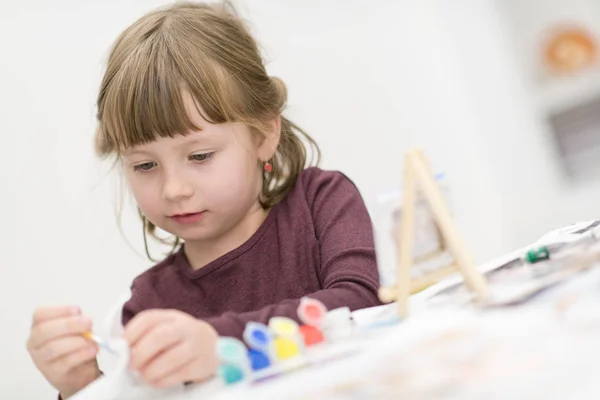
396, 153, 417, 317
411, 150, 488, 299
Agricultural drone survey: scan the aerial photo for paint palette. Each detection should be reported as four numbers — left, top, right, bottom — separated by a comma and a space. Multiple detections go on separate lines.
215, 297, 335, 385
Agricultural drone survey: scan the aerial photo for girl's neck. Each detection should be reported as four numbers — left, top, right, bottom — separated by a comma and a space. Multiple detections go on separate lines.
183, 203, 269, 270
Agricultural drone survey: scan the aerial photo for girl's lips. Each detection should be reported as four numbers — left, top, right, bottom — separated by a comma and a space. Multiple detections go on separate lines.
170, 211, 206, 224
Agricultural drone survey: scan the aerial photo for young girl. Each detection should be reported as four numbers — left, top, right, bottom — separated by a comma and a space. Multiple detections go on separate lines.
26, 2, 381, 398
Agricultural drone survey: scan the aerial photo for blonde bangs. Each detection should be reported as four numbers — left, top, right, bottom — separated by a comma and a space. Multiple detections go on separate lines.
95, 20, 247, 157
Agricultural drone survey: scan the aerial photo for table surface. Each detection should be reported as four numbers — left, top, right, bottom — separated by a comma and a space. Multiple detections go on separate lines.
81, 220, 600, 399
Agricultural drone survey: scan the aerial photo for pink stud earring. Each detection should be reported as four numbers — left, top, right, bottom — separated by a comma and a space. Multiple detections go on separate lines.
264, 162, 273, 173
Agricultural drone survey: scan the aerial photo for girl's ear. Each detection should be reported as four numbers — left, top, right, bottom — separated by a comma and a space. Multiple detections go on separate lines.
257, 114, 281, 161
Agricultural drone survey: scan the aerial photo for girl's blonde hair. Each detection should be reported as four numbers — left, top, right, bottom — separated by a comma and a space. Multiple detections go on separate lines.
95, 1, 320, 260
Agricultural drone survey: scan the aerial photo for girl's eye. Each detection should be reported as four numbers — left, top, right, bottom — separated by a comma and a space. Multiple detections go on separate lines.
133, 161, 157, 172
190, 152, 214, 162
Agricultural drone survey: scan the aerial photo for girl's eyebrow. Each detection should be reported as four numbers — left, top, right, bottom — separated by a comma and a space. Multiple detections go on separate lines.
178, 131, 220, 147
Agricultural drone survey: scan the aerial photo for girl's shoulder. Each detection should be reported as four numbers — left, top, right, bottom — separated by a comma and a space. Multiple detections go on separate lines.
284, 167, 364, 214
295, 167, 360, 200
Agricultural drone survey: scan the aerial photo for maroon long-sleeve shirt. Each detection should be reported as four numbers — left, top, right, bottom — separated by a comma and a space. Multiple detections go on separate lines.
121, 167, 382, 339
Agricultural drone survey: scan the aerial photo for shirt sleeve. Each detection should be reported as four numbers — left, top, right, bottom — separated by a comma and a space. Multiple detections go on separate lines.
204, 169, 382, 339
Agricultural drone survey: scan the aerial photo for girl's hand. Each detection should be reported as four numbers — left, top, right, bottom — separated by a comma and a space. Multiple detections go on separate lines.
26, 306, 101, 399
124, 309, 219, 388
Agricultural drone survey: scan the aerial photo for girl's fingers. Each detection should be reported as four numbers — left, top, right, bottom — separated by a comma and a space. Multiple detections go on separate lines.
50, 345, 99, 376
152, 357, 215, 388
32, 306, 80, 327
29, 315, 92, 349
129, 323, 182, 371
29, 316, 92, 349
37, 336, 94, 363
140, 341, 194, 384
124, 310, 173, 347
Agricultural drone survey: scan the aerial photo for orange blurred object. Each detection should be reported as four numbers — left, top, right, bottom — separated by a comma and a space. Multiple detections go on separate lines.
544, 26, 597, 74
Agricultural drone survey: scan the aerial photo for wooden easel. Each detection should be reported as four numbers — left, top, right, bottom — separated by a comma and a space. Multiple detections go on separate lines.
378, 149, 489, 318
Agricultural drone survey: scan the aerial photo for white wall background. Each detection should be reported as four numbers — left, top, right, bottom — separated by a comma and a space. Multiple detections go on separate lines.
495, 0, 600, 235
0, 0, 598, 397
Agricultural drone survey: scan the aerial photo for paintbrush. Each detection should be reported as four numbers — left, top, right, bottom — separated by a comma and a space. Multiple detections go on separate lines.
82, 332, 117, 355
